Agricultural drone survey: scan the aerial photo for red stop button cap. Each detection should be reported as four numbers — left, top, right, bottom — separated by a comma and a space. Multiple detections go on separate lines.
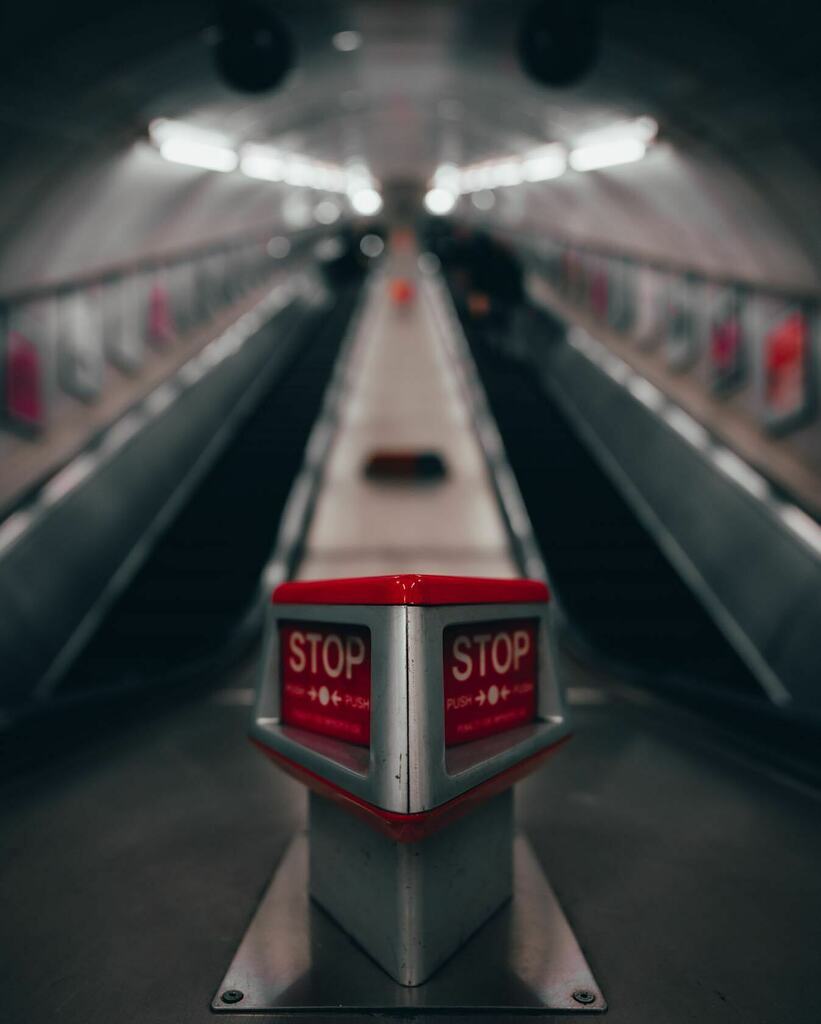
272, 573, 549, 607
254, 574, 568, 840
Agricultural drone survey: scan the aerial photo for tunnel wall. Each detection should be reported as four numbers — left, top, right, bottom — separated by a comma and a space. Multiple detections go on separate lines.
0, 221, 328, 518
0, 138, 343, 296
464, 139, 821, 294
515, 241, 821, 521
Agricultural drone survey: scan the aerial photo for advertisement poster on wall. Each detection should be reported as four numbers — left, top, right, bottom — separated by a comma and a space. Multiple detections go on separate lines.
3, 298, 56, 432
607, 258, 635, 333
561, 247, 585, 305
541, 240, 563, 287
239, 242, 261, 295
709, 287, 745, 394
204, 250, 230, 315
58, 288, 105, 402
147, 271, 176, 349
168, 262, 196, 334
231, 245, 250, 299
666, 276, 700, 371
633, 266, 667, 349
588, 256, 609, 322
191, 256, 215, 325
759, 301, 815, 433
103, 275, 145, 375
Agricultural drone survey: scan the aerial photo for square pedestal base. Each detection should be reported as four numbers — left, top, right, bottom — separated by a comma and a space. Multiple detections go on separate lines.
310, 791, 513, 985
212, 832, 606, 1013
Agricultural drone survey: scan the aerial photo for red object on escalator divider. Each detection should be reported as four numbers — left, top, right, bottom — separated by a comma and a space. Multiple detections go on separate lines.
148, 281, 176, 347
250, 573, 570, 841
389, 278, 416, 306
364, 449, 447, 481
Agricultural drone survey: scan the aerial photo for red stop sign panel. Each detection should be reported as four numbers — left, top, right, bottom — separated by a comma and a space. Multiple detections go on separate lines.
280, 622, 371, 746
443, 620, 537, 746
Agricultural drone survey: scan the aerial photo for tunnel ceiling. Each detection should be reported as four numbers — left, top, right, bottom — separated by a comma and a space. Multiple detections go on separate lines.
2, 0, 821, 289
3, 0, 820, 177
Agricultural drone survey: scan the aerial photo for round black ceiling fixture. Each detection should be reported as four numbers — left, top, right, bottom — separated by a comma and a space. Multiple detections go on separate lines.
517, 1, 600, 88
212, 2, 295, 94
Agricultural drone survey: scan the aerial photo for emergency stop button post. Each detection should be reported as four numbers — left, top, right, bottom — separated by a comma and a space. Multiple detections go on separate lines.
280, 622, 372, 745
250, 574, 570, 832
218, 574, 604, 1009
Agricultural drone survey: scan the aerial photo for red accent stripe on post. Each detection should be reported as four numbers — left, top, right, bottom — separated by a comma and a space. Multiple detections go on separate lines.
250, 734, 571, 842
272, 574, 550, 608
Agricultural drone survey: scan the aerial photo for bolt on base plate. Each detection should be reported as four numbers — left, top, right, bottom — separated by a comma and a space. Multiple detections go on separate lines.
212, 832, 606, 1013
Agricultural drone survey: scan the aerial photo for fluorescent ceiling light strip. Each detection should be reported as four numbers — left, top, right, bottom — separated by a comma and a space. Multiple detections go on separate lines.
159, 137, 238, 173
433, 163, 460, 188
242, 146, 354, 192
149, 118, 231, 148
523, 146, 566, 182
442, 116, 655, 193
152, 120, 373, 193
489, 161, 523, 187
151, 118, 238, 172
574, 116, 658, 148
569, 138, 646, 172
283, 157, 313, 187
241, 146, 285, 182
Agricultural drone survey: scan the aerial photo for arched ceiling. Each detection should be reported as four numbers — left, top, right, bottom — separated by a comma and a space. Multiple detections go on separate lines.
2, 0, 821, 291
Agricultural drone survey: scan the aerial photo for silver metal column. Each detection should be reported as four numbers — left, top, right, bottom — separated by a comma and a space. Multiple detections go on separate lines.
212, 824, 606, 1013
309, 790, 513, 986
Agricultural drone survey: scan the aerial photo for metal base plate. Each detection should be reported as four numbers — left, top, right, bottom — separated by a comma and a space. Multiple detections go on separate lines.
212, 833, 606, 1013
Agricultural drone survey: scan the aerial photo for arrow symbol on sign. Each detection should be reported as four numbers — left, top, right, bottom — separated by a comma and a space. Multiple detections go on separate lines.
308, 687, 318, 701
476, 690, 487, 707
331, 690, 342, 707
501, 685, 511, 701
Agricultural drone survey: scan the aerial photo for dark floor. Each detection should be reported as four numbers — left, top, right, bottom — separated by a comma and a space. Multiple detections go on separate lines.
2, 652, 819, 1023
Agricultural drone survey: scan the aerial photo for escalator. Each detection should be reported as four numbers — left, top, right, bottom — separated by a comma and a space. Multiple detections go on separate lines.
0, 285, 360, 776
62, 288, 359, 690
463, 308, 763, 698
